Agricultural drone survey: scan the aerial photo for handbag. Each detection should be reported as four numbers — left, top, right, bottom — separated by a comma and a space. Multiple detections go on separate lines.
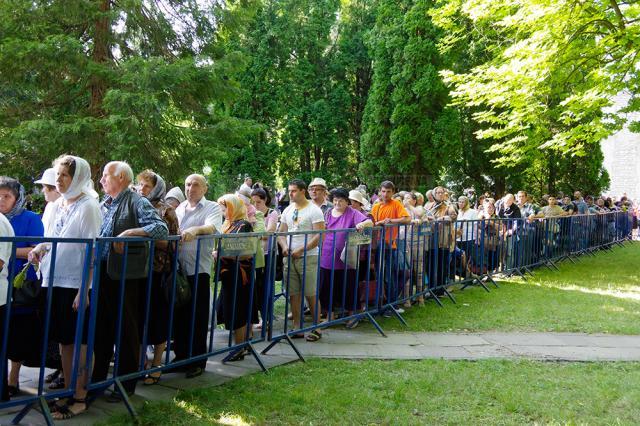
161, 266, 191, 309
163, 268, 191, 309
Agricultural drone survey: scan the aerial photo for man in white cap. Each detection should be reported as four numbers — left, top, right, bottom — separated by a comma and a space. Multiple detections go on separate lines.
309, 177, 333, 214
34, 168, 61, 234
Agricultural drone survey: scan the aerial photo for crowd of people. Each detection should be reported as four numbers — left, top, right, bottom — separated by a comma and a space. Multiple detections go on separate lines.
0, 158, 637, 420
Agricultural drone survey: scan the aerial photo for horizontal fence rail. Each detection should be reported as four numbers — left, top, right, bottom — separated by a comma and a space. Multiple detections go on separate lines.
0, 211, 634, 424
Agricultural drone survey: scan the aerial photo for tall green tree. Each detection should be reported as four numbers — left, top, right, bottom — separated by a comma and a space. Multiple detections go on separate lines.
360, 0, 458, 190
0, 0, 258, 187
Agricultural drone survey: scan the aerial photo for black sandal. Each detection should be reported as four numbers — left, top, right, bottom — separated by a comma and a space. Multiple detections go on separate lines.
305, 329, 322, 342
226, 348, 248, 363
143, 372, 162, 386
51, 398, 87, 420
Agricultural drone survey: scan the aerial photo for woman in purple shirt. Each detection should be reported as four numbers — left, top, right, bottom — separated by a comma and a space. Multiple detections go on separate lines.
319, 188, 372, 327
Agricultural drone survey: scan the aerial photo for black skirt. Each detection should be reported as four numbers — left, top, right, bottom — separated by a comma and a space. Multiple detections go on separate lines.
216, 258, 258, 331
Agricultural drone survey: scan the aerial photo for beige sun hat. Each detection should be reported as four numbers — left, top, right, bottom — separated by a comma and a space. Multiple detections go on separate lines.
349, 189, 370, 210
309, 177, 328, 189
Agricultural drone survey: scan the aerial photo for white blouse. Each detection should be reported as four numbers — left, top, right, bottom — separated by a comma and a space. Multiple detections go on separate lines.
40, 195, 103, 289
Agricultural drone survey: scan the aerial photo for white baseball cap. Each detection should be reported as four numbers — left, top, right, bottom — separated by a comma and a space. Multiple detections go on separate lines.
34, 168, 57, 186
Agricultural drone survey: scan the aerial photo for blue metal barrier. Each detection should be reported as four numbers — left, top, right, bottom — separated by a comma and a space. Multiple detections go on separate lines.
0, 210, 635, 424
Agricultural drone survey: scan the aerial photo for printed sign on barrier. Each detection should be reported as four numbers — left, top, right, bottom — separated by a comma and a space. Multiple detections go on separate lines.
219, 236, 259, 257
347, 229, 372, 246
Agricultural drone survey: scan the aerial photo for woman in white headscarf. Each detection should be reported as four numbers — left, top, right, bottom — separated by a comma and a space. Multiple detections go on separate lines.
29, 155, 102, 420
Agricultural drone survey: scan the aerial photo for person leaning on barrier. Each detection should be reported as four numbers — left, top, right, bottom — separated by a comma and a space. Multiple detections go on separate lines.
475, 201, 501, 273
319, 187, 372, 329
0, 212, 15, 401
92, 161, 168, 401
29, 155, 102, 419
215, 194, 258, 361
135, 170, 180, 386
425, 186, 457, 293
0, 176, 44, 398
371, 181, 411, 314
251, 187, 279, 329
278, 179, 326, 342
172, 174, 222, 379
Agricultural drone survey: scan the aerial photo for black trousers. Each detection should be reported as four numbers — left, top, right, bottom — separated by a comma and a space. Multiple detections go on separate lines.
91, 266, 142, 394
172, 273, 210, 370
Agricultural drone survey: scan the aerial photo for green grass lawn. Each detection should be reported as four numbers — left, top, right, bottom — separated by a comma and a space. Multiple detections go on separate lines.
371, 242, 640, 334
104, 358, 640, 425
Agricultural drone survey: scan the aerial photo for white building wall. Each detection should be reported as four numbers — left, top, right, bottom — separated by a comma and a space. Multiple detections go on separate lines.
600, 92, 640, 203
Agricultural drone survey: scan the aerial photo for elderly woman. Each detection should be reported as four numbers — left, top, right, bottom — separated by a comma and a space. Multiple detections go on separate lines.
29, 155, 102, 419
136, 170, 179, 385
456, 196, 478, 259
216, 194, 258, 361
320, 188, 372, 329
0, 176, 44, 397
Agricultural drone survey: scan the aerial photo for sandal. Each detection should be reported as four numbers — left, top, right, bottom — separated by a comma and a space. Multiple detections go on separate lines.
45, 370, 61, 384
52, 398, 87, 420
49, 376, 65, 390
225, 348, 248, 363
143, 372, 162, 386
48, 397, 71, 413
305, 330, 322, 342
345, 318, 360, 329
7, 384, 19, 397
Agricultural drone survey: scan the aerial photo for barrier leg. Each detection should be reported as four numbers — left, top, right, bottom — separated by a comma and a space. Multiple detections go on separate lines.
261, 334, 305, 362
114, 378, 137, 418
364, 312, 387, 337
426, 288, 444, 307
387, 305, 408, 327
442, 286, 456, 304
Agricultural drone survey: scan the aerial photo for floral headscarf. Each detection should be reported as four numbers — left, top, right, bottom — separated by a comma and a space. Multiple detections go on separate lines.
217, 194, 248, 234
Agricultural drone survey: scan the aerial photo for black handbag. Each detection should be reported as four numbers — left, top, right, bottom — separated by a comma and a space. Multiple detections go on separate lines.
161, 267, 191, 309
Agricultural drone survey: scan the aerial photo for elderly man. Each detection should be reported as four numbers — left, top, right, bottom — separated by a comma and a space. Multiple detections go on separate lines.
173, 174, 222, 378
93, 161, 168, 401
308, 177, 333, 214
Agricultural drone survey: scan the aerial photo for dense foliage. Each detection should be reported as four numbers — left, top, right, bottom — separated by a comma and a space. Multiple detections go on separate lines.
2, 0, 637, 196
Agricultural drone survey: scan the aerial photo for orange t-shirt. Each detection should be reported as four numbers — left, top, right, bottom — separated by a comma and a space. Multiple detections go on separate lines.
371, 199, 410, 246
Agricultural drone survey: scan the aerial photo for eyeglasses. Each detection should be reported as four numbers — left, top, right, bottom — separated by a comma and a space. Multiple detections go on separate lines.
292, 208, 299, 224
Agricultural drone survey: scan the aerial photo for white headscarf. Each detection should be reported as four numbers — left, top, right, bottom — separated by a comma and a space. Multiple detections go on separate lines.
60, 156, 94, 200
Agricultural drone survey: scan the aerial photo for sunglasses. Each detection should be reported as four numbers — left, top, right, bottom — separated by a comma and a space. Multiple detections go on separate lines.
293, 208, 299, 224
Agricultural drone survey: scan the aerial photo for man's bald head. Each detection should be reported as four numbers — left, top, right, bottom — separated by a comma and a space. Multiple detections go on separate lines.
185, 174, 208, 205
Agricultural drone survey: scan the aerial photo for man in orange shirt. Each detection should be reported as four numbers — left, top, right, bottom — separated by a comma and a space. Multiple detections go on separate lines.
371, 181, 410, 316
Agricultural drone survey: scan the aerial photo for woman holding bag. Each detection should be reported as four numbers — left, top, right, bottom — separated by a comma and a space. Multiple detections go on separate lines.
319, 188, 372, 328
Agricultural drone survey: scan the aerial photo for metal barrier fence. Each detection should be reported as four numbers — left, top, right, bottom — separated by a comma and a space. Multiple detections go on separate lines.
0, 211, 634, 424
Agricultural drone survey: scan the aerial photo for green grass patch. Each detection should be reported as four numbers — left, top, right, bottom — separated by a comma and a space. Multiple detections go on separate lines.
104, 358, 640, 425
371, 242, 640, 334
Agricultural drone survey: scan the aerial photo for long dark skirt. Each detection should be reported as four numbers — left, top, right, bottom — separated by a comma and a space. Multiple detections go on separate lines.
139, 272, 169, 345
216, 258, 259, 331
320, 267, 358, 312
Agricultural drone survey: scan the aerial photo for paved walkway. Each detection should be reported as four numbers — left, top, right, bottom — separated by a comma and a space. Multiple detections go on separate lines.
2, 330, 639, 424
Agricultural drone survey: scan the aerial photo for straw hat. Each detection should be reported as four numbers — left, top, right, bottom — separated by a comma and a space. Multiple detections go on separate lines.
34, 168, 57, 186
309, 177, 328, 189
349, 189, 370, 210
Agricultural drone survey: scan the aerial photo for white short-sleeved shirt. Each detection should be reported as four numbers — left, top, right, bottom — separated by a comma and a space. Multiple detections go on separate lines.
41, 195, 103, 289
281, 202, 325, 256
457, 208, 478, 242
176, 197, 223, 276
0, 213, 15, 306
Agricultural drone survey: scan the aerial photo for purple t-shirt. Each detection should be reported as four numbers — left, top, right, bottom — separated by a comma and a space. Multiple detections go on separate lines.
321, 207, 368, 270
